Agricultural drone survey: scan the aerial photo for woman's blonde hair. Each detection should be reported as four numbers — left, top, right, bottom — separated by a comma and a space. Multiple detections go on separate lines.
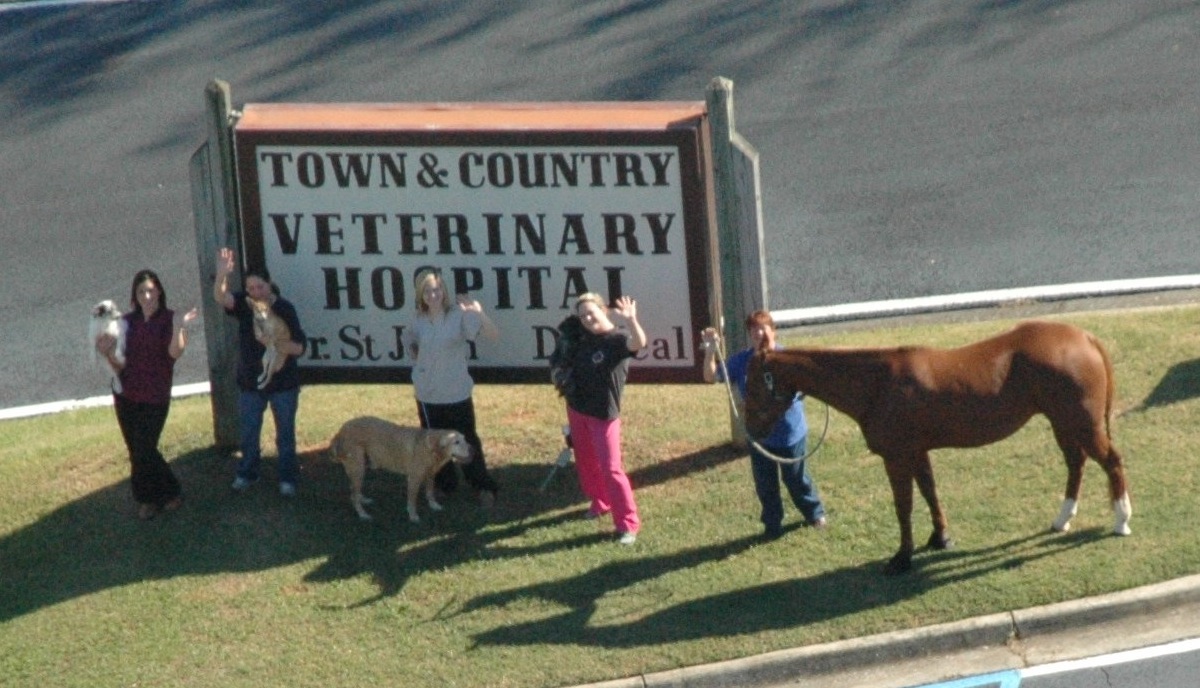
574, 292, 607, 315
414, 270, 450, 315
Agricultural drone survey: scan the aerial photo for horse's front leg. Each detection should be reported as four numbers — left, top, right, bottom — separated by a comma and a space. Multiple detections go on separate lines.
913, 451, 954, 551
882, 457, 916, 575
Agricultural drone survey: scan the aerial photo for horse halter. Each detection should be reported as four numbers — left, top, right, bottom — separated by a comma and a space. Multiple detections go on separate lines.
710, 343, 828, 466
760, 364, 795, 403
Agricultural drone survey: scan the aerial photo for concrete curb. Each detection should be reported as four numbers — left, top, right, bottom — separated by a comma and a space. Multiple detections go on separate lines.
1011, 572, 1200, 638
0, 382, 211, 422
574, 573, 1200, 688
772, 275, 1200, 327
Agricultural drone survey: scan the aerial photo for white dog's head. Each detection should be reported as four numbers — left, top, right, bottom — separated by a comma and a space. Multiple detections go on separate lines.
91, 299, 121, 320
88, 299, 125, 373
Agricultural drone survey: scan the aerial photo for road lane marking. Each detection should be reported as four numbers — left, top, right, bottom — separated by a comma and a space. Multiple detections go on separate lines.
1020, 636, 1200, 678
0, 0, 134, 13
911, 670, 1020, 687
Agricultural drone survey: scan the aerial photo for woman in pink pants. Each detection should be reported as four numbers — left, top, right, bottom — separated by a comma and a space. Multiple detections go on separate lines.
553, 292, 648, 545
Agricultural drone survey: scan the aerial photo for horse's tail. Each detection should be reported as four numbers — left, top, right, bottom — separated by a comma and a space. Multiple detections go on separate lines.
1088, 330, 1131, 506
1090, 332, 1116, 440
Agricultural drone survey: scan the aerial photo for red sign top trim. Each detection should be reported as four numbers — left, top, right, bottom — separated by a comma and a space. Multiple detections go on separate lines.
235, 102, 708, 133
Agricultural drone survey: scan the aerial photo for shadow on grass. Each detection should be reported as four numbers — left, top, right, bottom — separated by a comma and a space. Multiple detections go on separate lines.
0, 441, 743, 622
0, 435, 1112, 648
303, 442, 746, 606
1128, 358, 1200, 413
465, 528, 1108, 649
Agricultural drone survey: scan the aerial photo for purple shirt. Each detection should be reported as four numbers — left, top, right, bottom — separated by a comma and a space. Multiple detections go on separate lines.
117, 308, 176, 405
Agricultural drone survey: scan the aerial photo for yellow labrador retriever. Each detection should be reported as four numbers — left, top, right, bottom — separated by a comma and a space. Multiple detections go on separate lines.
329, 416, 473, 522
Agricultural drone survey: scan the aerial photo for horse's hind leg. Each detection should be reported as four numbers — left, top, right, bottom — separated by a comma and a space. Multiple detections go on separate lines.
913, 451, 953, 551
1053, 421, 1132, 536
1099, 445, 1132, 535
1075, 416, 1132, 535
1050, 428, 1087, 533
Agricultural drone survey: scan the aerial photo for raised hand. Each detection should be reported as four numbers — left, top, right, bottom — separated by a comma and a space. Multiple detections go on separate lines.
216, 247, 236, 277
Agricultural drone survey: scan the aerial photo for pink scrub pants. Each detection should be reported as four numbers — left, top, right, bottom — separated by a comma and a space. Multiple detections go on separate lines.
567, 407, 640, 535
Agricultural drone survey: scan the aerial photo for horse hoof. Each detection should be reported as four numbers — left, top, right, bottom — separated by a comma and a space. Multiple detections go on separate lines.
883, 553, 912, 576
925, 533, 955, 551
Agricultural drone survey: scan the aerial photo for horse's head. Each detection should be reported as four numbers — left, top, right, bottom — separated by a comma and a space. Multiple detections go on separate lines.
744, 349, 795, 439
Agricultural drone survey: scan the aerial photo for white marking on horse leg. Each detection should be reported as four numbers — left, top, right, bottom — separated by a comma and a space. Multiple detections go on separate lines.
1052, 498, 1078, 532
1113, 492, 1132, 536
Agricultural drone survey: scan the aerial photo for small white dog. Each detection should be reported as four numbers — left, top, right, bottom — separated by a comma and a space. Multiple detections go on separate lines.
89, 299, 127, 394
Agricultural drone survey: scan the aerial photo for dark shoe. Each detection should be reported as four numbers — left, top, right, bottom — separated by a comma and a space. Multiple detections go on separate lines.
163, 496, 183, 513
762, 526, 784, 541
478, 490, 496, 509
137, 503, 158, 521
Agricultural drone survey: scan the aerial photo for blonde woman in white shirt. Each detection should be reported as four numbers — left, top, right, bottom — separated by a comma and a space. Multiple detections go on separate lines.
402, 270, 500, 506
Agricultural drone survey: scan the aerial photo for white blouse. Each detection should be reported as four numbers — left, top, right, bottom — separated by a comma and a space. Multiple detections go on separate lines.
401, 308, 482, 404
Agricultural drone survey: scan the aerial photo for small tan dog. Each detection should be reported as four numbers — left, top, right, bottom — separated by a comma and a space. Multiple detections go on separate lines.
247, 296, 290, 389
329, 416, 474, 522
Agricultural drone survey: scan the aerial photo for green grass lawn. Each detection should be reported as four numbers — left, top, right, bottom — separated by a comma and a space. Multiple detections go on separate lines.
2, 305, 1199, 687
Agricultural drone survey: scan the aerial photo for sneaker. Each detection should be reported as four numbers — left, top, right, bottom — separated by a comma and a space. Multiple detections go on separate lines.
762, 526, 784, 541
810, 517, 828, 530
617, 531, 637, 546
231, 476, 257, 492
279, 482, 297, 498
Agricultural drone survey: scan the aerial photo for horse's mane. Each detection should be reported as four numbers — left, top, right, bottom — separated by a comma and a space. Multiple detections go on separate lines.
770, 345, 904, 370
763, 346, 899, 421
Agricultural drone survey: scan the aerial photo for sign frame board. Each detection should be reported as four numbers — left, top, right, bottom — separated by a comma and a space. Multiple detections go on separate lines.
233, 102, 716, 385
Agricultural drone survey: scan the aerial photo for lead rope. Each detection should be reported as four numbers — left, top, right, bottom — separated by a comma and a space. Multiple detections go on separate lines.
709, 338, 829, 466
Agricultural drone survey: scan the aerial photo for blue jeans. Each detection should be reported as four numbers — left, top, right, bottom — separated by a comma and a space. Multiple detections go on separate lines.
750, 437, 825, 533
237, 387, 300, 485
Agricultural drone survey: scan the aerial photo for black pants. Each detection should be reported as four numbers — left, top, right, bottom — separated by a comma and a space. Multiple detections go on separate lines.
113, 395, 182, 508
416, 398, 498, 494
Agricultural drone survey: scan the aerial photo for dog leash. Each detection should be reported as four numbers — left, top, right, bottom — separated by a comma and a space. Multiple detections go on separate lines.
538, 425, 573, 492
708, 337, 829, 466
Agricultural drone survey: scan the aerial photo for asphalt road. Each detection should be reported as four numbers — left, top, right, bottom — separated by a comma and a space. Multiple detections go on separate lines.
2, 0, 1198, 408
1019, 644, 1200, 688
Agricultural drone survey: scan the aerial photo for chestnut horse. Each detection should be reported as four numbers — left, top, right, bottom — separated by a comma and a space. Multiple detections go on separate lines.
743, 320, 1132, 575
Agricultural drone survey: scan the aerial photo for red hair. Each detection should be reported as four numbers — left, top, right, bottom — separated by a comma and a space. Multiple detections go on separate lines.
744, 309, 774, 331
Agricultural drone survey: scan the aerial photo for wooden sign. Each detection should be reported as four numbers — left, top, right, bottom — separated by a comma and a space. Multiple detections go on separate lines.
234, 102, 714, 384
